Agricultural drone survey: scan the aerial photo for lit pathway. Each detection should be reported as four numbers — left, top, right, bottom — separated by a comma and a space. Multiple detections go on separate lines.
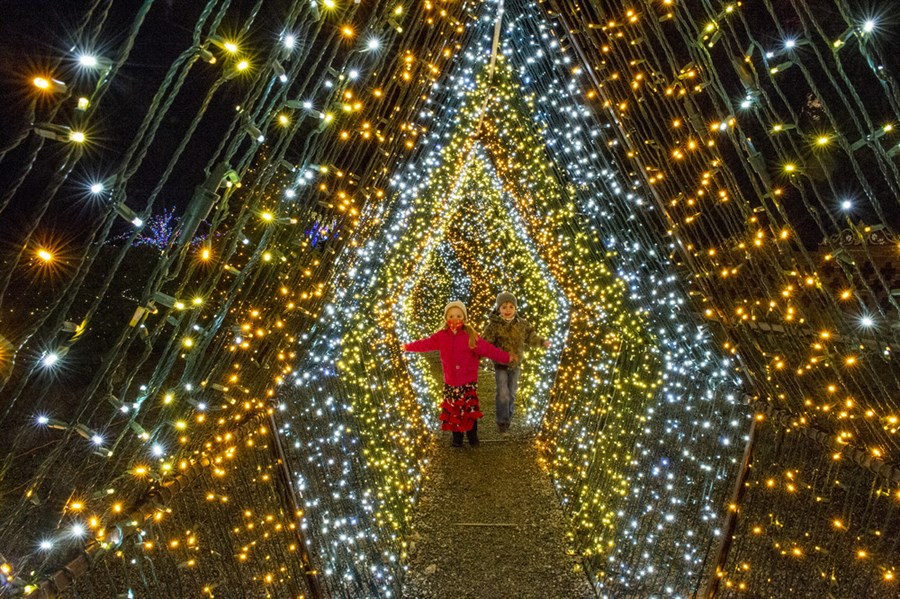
401, 366, 594, 599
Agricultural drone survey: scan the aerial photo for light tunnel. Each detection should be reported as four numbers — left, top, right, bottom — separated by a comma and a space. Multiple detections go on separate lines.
1, 0, 898, 597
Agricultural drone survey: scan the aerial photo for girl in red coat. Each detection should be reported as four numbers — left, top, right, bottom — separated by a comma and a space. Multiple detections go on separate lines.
403, 301, 517, 446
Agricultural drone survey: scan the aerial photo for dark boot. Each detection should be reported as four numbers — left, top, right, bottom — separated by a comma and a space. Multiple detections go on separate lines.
466, 420, 479, 446
451, 432, 464, 447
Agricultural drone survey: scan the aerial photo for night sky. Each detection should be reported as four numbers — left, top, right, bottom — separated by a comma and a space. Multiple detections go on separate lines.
0, 0, 282, 239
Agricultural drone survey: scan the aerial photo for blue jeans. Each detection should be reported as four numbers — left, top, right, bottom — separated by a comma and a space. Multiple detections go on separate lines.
494, 366, 520, 426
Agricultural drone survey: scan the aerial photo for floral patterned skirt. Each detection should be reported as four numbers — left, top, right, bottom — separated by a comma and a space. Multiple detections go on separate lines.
439, 382, 483, 433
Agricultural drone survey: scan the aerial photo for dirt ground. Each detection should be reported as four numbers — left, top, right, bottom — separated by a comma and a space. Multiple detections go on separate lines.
401, 367, 595, 599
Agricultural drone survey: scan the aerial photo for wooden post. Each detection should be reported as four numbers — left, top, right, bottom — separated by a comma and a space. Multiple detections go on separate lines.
701, 411, 760, 598
267, 410, 324, 599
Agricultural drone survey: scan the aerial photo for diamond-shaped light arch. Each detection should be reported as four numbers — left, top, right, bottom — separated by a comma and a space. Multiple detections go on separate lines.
275, 2, 746, 596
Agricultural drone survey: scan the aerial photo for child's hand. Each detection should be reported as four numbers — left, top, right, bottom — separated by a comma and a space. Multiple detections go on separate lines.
508, 352, 519, 364
542, 340, 551, 348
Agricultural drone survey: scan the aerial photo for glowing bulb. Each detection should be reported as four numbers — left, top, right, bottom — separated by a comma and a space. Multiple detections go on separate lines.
840, 199, 852, 211
69, 131, 86, 143
261, 211, 274, 222
70, 524, 85, 538
860, 316, 874, 328
39, 540, 53, 551
78, 55, 98, 67
322, 0, 336, 8
36, 415, 49, 425
236, 60, 249, 71
816, 135, 830, 146
278, 114, 290, 126
89, 182, 104, 194
863, 20, 876, 33
37, 249, 53, 262
33, 77, 50, 89
91, 434, 104, 445
283, 34, 296, 49
182, 337, 194, 348
42, 352, 59, 367
151, 443, 164, 457
367, 37, 381, 51
224, 41, 239, 53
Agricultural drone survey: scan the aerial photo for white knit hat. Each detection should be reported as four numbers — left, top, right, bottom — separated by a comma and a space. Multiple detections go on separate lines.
444, 300, 468, 321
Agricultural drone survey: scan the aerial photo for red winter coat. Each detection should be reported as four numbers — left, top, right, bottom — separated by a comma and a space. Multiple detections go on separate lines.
404, 328, 511, 386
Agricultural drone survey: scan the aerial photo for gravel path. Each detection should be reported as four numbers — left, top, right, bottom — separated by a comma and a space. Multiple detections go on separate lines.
401, 367, 595, 599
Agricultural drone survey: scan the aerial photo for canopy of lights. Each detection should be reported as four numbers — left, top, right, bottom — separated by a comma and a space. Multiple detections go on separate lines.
0, 0, 897, 597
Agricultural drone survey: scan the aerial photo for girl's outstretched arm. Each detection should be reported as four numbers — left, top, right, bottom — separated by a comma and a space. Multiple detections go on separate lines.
474, 337, 512, 364
404, 332, 441, 352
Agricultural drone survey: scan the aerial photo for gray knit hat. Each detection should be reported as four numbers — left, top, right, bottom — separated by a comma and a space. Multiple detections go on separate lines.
444, 300, 468, 321
495, 292, 517, 309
